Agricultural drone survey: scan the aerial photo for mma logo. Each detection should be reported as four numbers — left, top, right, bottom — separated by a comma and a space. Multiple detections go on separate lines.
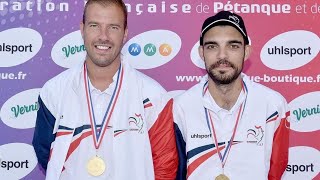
128, 43, 172, 57
123, 30, 181, 69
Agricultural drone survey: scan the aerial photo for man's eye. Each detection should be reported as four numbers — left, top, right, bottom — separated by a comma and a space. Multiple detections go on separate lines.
110, 26, 119, 30
206, 45, 217, 49
89, 24, 97, 28
230, 44, 240, 49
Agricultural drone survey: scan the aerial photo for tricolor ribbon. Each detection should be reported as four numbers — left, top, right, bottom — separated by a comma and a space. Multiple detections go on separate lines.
84, 63, 124, 149
203, 80, 248, 168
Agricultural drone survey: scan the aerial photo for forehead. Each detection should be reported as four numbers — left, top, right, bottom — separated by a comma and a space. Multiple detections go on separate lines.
85, 3, 125, 23
203, 25, 244, 43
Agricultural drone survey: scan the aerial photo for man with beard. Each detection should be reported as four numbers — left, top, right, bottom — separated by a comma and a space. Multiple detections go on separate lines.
167, 11, 290, 180
32, 0, 177, 179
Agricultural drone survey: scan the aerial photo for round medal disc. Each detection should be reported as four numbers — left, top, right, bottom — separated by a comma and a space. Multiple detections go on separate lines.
86, 156, 106, 176
215, 174, 230, 180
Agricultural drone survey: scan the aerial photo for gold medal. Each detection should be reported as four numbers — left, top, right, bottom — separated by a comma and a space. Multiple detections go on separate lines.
215, 174, 230, 180
86, 156, 106, 176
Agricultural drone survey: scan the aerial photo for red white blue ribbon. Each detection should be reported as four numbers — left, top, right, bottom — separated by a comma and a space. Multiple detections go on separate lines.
203, 80, 247, 168
84, 63, 124, 149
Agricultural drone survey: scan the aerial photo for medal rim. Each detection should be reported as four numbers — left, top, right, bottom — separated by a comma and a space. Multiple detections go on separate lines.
86, 156, 106, 176
215, 173, 230, 180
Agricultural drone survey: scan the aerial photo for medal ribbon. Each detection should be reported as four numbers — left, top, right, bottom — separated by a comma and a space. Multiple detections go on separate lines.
84, 63, 124, 149
203, 80, 247, 168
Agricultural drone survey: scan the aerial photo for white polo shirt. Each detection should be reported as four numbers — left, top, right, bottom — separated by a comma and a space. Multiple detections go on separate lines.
60, 75, 116, 180
173, 73, 290, 180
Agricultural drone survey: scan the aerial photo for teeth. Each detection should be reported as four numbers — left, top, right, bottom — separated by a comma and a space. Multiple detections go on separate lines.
96, 45, 110, 50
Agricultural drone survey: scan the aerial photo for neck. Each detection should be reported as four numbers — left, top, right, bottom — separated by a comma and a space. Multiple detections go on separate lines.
208, 76, 243, 110
85, 59, 120, 92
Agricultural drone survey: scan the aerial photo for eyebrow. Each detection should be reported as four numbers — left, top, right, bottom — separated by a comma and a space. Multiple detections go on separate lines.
229, 40, 243, 45
203, 40, 243, 46
85, 21, 122, 27
86, 21, 98, 25
203, 41, 217, 46
109, 24, 122, 27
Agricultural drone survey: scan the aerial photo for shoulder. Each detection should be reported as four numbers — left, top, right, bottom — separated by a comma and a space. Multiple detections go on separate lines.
124, 63, 166, 95
137, 71, 166, 93
243, 74, 288, 105
40, 64, 82, 104
42, 65, 79, 92
175, 80, 203, 105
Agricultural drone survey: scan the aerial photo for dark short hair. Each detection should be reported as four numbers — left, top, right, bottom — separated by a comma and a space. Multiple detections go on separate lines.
82, 0, 128, 29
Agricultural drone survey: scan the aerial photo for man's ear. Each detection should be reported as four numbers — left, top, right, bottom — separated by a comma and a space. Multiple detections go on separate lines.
244, 44, 252, 62
123, 27, 128, 44
198, 45, 205, 62
80, 22, 84, 38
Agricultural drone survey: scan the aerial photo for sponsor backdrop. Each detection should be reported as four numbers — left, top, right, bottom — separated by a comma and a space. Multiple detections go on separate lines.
0, 0, 319, 179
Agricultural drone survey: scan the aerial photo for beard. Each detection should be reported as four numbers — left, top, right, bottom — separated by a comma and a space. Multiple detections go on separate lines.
206, 59, 243, 85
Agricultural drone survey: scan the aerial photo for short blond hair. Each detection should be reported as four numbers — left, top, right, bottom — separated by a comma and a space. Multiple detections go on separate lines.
82, 0, 128, 28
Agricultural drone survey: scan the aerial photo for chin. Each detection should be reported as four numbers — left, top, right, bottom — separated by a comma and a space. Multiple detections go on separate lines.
210, 73, 240, 84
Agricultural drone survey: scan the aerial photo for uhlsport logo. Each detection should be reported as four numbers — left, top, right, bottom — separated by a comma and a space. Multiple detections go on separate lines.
289, 91, 320, 132
0, 88, 40, 129
282, 146, 320, 180
261, 30, 320, 70
0, 143, 38, 179
0, 28, 42, 67
190, 133, 212, 139
246, 125, 264, 146
51, 30, 86, 68
123, 30, 181, 69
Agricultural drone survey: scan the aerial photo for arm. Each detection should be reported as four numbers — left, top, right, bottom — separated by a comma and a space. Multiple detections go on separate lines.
32, 96, 56, 170
149, 99, 178, 180
268, 110, 290, 180
174, 122, 187, 180
173, 100, 187, 180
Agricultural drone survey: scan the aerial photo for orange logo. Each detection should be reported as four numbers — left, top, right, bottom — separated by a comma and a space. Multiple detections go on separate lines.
159, 44, 172, 56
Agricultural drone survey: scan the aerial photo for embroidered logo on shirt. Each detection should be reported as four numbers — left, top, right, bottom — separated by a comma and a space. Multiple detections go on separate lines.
128, 113, 144, 134
229, 15, 240, 24
247, 126, 264, 146
143, 98, 153, 108
190, 133, 212, 139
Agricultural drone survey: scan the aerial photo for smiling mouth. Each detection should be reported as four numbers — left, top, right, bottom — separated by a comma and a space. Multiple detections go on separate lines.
95, 45, 111, 50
